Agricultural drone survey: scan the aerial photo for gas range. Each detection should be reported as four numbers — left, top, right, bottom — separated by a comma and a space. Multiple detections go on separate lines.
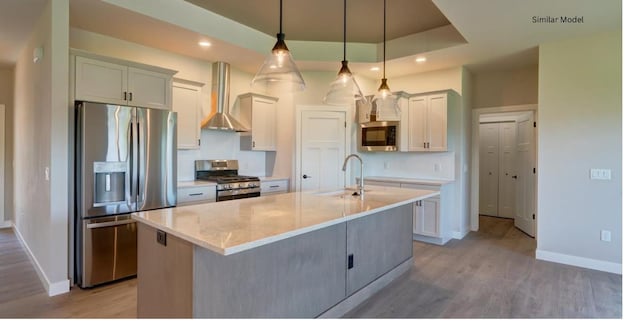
195, 160, 261, 201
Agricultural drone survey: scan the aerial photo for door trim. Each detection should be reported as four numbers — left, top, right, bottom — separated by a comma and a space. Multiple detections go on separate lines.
295, 105, 350, 192
471, 104, 538, 233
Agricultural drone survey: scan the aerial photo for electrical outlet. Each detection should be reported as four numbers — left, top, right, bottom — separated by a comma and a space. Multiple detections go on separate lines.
434, 163, 441, 172
600, 230, 611, 242
590, 168, 611, 180
384, 161, 390, 169
157, 230, 167, 246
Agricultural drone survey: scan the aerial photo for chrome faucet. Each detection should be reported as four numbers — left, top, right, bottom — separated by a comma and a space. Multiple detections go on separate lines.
342, 154, 364, 195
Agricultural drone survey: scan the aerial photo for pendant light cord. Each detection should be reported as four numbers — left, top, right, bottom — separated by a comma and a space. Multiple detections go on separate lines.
343, 0, 347, 62
279, 0, 283, 34
383, 0, 386, 79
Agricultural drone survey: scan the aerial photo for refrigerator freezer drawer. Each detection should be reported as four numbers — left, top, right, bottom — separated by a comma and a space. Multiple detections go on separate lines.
81, 217, 137, 288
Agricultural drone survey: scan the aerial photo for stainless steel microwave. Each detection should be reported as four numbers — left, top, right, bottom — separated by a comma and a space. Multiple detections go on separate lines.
358, 121, 399, 152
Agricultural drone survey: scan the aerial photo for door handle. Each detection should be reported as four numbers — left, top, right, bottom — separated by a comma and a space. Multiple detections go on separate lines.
302, 174, 311, 179
512, 175, 518, 179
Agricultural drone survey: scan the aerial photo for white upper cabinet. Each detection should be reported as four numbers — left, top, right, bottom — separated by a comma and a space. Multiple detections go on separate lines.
356, 99, 372, 123
357, 92, 408, 123
74, 53, 176, 110
238, 93, 278, 151
172, 79, 204, 150
401, 91, 449, 152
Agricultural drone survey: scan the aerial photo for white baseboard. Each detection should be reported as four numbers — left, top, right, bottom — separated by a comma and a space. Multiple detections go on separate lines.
450, 229, 469, 240
12, 226, 70, 296
536, 249, 622, 275
0, 220, 12, 228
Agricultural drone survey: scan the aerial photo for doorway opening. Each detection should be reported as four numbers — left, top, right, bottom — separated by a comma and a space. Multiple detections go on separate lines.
471, 105, 538, 238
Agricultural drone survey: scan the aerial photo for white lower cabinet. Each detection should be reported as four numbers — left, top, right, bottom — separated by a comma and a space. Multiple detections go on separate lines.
413, 197, 439, 237
362, 178, 450, 245
260, 179, 289, 196
177, 185, 216, 206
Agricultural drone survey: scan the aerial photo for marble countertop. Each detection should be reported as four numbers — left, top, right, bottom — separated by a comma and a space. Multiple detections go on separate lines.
133, 185, 438, 256
363, 176, 454, 186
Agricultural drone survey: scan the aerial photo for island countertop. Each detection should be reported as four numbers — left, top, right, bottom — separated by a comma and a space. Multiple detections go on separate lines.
132, 185, 438, 256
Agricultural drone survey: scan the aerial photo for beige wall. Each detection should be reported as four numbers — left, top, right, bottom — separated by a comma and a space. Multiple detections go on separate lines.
472, 65, 538, 109
13, 0, 70, 295
0, 66, 13, 223
537, 30, 621, 271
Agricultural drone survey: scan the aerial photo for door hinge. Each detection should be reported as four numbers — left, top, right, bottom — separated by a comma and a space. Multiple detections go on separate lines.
532, 213, 536, 220
533, 121, 537, 127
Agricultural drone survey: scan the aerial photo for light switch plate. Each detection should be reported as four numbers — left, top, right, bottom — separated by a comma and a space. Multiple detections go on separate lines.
600, 230, 611, 242
590, 168, 611, 180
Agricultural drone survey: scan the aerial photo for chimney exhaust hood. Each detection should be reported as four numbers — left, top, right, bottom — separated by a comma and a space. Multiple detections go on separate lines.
200, 62, 248, 132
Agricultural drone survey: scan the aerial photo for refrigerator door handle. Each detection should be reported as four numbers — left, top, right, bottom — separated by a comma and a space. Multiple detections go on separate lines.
130, 110, 139, 210
137, 109, 147, 209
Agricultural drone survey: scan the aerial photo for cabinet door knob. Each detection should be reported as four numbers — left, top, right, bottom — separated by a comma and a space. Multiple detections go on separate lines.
252, 141, 255, 148
302, 174, 311, 179
512, 175, 518, 179
423, 142, 426, 149
129, 92, 133, 101
124, 91, 127, 101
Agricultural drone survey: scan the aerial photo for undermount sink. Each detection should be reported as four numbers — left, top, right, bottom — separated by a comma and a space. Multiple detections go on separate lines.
314, 187, 372, 197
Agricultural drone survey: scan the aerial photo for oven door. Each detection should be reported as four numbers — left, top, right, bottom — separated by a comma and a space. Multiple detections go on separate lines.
217, 188, 261, 201
359, 121, 398, 151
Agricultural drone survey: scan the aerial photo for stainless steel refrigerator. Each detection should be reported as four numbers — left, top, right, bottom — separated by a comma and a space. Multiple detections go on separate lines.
74, 101, 176, 288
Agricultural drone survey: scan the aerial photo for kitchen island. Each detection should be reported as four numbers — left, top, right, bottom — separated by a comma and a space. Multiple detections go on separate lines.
133, 185, 439, 318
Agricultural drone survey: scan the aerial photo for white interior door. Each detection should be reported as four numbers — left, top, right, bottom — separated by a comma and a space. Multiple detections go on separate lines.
298, 109, 346, 192
498, 122, 516, 218
515, 112, 536, 237
479, 123, 499, 216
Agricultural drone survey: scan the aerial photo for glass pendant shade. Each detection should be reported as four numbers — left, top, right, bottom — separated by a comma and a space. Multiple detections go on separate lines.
251, 2, 305, 92
323, 0, 365, 105
371, 0, 399, 114
324, 60, 365, 105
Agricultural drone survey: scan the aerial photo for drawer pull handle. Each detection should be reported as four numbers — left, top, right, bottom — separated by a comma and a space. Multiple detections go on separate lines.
269, 185, 280, 188
188, 192, 204, 196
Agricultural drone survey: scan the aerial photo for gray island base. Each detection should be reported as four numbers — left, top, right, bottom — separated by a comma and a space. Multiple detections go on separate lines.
134, 186, 438, 318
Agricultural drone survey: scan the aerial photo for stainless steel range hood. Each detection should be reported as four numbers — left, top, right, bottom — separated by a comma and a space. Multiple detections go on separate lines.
200, 62, 248, 132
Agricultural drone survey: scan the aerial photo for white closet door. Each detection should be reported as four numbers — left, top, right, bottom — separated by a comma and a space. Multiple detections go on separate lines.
479, 123, 499, 216
498, 122, 516, 218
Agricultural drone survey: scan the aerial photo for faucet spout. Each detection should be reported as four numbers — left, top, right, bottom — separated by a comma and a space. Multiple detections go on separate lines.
342, 154, 365, 195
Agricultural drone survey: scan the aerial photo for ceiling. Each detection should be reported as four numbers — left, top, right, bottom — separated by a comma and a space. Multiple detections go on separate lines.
0, 0, 623, 79
185, 0, 451, 43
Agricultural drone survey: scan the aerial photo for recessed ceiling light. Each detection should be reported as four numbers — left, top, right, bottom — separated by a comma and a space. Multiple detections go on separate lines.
416, 56, 427, 63
370, 66, 380, 71
199, 41, 211, 47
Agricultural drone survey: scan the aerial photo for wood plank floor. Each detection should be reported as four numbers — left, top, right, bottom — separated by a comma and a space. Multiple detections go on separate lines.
346, 216, 622, 318
0, 216, 622, 318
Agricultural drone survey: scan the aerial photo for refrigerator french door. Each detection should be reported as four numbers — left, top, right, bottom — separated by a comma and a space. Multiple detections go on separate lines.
75, 101, 176, 288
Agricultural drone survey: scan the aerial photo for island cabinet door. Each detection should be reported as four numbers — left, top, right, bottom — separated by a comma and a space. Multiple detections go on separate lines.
192, 223, 347, 318
346, 204, 413, 296
137, 223, 193, 318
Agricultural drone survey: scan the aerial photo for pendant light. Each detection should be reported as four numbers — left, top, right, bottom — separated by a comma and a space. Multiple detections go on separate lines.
323, 0, 365, 105
252, 0, 306, 91
372, 0, 399, 113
